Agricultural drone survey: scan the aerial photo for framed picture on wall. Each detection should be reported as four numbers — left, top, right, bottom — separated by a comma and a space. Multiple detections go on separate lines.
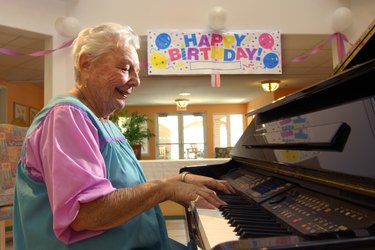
29, 107, 40, 124
14, 102, 28, 123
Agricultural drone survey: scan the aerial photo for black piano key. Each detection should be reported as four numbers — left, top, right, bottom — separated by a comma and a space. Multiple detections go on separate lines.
239, 230, 292, 239
221, 209, 271, 218
229, 219, 281, 228
218, 193, 251, 202
220, 205, 264, 211
224, 212, 271, 220
219, 204, 257, 209
235, 224, 290, 232
220, 197, 250, 205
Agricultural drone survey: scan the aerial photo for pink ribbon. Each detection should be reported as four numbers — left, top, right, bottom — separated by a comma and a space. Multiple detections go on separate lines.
335, 33, 348, 62
284, 32, 351, 65
0, 37, 76, 57
211, 73, 221, 87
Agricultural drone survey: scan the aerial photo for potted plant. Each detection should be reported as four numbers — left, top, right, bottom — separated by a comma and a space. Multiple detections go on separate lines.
110, 110, 154, 159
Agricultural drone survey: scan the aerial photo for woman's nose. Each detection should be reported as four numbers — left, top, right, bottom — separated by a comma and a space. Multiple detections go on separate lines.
128, 70, 140, 87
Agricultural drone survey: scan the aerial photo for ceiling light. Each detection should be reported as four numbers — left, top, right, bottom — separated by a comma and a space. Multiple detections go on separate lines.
175, 98, 189, 111
261, 80, 280, 92
179, 92, 191, 96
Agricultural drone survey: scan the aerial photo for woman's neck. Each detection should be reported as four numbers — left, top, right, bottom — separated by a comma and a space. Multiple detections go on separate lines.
72, 87, 109, 120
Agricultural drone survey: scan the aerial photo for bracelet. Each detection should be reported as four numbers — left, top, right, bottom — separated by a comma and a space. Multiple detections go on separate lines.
180, 172, 190, 182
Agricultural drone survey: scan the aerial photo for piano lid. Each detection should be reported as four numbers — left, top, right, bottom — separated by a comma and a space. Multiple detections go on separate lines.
231, 23, 375, 194
332, 19, 375, 74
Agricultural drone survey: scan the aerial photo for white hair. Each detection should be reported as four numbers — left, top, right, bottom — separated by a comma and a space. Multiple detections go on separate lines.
72, 23, 140, 81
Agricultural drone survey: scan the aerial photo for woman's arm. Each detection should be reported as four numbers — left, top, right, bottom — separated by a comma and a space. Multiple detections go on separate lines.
71, 176, 226, 231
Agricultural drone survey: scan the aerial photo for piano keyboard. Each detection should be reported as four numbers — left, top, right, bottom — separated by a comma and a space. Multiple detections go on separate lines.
192, 193, 292, 250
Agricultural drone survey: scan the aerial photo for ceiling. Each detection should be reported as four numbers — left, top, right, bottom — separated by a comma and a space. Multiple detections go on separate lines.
0, 26, 334, 106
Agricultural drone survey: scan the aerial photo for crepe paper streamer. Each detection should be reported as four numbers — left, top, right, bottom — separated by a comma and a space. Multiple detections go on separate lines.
0, 37, 75, 57
284, 32, 351, 65
335, 32, 348, 62
211, 73, 221, 88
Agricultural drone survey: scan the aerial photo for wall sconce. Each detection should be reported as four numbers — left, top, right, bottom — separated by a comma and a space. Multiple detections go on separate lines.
261, 80, 280, 92
175, 98, 189, 111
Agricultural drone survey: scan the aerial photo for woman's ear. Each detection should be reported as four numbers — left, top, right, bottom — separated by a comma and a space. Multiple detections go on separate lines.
79, 53, 90, 73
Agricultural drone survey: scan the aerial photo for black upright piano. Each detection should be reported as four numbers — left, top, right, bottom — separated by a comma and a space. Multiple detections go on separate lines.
181, 22, 375, 250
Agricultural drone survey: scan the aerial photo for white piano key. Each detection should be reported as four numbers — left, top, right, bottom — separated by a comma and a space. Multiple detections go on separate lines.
195, 207, 239, 250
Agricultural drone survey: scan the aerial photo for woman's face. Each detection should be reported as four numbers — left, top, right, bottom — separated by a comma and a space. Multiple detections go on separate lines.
83, 46, 140, 117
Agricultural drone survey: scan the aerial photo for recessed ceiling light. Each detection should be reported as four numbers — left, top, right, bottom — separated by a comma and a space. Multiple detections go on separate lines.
179, 92, 191, 96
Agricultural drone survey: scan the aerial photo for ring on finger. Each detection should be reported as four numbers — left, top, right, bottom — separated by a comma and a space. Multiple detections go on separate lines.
193, 195, 200, 202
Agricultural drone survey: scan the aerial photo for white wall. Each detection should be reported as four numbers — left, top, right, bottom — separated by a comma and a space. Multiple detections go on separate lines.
67, 0, 374, 36
1, 0, 374, 101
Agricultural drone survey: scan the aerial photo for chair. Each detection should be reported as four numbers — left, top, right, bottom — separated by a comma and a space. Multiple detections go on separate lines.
214, 147, 233, 158
0, 124, 27, 250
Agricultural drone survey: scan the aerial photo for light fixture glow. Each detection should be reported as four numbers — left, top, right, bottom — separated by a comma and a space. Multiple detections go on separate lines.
261, 80, 280, 92
175, 98, 189, 111
179, 92, 191, 96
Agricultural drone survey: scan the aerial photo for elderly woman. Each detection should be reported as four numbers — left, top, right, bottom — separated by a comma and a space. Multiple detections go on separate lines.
13, 23, 234, 250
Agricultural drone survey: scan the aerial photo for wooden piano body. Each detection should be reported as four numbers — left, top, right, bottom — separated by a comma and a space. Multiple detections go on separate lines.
181, 22, 375, 250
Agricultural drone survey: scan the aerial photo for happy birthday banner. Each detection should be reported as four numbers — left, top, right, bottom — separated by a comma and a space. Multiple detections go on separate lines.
147, 30, 282, 75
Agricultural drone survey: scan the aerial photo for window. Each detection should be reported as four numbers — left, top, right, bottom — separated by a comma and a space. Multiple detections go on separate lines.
156, 113, 206, 159
213, 114, 244, 148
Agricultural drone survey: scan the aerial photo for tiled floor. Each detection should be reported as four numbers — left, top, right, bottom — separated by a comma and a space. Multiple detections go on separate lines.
4, 219, 188, 250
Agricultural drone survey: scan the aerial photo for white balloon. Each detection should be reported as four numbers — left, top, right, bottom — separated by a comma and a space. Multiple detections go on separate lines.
62, 17, 81, 37
208, 6, 227, 31
54, 17, 66, 36
332, 7, 353, 32
55, 16, 81, 37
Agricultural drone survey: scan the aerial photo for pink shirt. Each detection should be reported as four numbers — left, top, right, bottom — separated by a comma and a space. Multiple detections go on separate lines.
24, 104, 116, 243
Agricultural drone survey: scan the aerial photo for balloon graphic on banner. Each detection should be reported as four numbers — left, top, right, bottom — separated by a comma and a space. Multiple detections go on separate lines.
263, 53, 279, 69
150, 52, 167, 69
258, 33, 274, 49
155, 33, 171, 50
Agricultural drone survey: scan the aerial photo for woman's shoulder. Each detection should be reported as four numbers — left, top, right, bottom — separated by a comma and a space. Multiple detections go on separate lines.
48, 94, 84, 107
30, 94, 93, 129
43, 94, 93, 116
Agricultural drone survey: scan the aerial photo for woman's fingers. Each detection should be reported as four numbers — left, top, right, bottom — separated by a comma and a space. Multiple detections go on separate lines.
194, 188, 227, 209
205, 179, 236, 194
167, 179, 234, 209
218, 180, 236, 194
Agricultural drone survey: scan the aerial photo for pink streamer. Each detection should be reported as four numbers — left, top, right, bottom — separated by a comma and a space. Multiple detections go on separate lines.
335, 33, 346, 61
0, 37, 76, 57
211, 73, 221, 87
284, 32, 351, 64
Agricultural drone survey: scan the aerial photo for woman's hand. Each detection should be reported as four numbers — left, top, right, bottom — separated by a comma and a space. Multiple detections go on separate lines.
164, 180, 226, 209
183, 173, 236, 194
162, 173, 236, 209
